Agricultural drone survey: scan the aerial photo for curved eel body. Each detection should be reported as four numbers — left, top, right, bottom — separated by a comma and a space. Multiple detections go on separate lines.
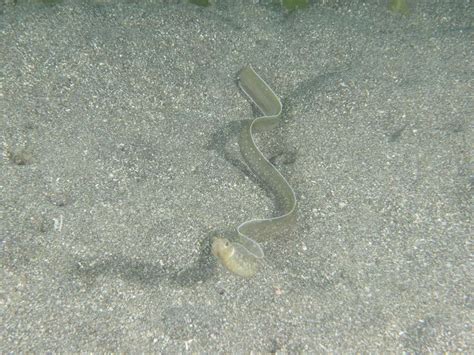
212, 65, 297, 277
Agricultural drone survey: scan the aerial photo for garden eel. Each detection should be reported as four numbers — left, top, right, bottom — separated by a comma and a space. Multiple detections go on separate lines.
212, 65, 297, 277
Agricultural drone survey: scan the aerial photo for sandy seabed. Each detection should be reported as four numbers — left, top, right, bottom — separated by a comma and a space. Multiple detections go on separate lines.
1, 0, 472, 351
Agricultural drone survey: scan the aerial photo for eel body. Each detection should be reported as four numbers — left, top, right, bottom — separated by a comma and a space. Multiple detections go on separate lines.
212, 65, 297, 277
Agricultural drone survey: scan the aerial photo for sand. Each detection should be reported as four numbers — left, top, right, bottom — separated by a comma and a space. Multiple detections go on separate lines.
1, 0, 472, 351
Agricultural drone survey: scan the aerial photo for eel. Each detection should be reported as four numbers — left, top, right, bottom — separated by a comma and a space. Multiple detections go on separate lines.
212, 65, 297, 277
